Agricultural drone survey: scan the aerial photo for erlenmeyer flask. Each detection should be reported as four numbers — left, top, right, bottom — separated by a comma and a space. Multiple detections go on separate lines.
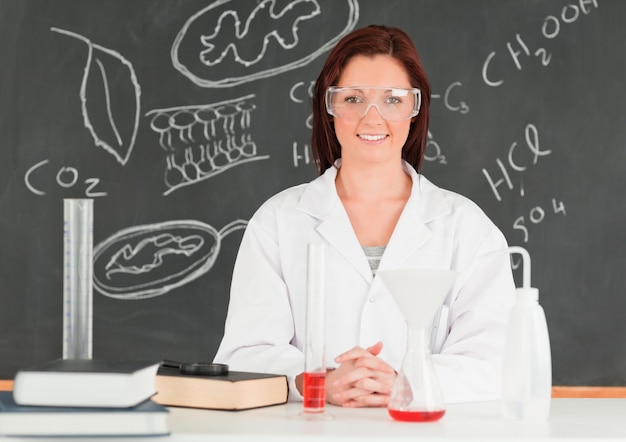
387, 321, 445, 422
378, 268, 458, 423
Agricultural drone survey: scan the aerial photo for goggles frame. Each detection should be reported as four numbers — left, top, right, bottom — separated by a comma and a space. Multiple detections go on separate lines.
325, 86, 422, 121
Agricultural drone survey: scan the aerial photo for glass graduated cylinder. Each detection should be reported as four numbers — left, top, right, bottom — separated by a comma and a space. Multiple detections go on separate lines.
63, 198, 94, 359
302, 243, 328, 414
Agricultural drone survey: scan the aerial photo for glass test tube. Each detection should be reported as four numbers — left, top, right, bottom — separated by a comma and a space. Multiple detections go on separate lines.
302, 243, 327, 413
63, 198, 94, 359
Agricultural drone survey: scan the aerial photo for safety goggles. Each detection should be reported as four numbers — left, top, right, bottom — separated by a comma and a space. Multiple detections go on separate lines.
325, 86, 421, 122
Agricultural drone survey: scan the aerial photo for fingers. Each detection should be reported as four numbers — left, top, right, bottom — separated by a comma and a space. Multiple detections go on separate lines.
325, 365, 355, 406
336, 372, 394, 396
334, 342, 392, 372
330, 376, 393, 408
327, 342, 397, 408
366, 341, 384, 356
334, 346, 370, 364
333, 364, 395, 392
342, 392, 392, 408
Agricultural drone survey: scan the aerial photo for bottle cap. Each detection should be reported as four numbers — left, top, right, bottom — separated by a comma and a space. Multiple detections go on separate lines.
516, 287, 539, 302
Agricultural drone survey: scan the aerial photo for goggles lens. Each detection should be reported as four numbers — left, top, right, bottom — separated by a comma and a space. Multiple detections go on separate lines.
326, 86, 421, 121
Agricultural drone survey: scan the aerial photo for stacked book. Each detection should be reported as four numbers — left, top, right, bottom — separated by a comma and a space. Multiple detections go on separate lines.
153, 361, 289, 411
0, 359, 168, 437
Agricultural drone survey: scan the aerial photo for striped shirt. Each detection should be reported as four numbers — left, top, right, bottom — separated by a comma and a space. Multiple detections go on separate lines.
362, 246, 386, 276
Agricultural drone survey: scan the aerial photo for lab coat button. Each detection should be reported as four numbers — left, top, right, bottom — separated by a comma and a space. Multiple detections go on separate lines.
369, 297, 375, 303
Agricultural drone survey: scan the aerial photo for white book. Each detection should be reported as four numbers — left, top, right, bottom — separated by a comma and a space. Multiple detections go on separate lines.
13, 358, 160, 407
0, 391, 169, 437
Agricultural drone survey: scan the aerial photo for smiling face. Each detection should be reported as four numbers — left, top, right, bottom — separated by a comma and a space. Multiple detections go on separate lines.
332, 54, 414, 167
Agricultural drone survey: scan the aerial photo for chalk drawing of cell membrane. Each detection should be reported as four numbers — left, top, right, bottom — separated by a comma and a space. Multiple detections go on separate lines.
146, 95, 264, 195
171, 0, 360, 88
93, 219, 247, 300
50, 27, 140, 166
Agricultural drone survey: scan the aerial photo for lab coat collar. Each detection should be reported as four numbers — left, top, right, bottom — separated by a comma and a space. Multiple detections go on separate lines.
380, 161, 452, 272
297, 159, 453, 281
298, 161, 365, 277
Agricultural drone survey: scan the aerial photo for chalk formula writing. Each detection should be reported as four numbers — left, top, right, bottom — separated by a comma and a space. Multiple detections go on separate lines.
481, 123, 552, 202
482, 0, 599, 87
513, 199, 567, 244
293, 142, 311, 168
431, 81, 470, 115
24, 159, 108, 198
481, 123, 566, 243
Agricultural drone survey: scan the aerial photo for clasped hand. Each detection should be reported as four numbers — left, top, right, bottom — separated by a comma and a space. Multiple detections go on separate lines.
326, 341, 396, 408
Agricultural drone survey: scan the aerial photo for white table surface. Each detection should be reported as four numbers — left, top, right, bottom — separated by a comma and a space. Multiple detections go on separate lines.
165, 399, 626, 441
4, 399, 626, 441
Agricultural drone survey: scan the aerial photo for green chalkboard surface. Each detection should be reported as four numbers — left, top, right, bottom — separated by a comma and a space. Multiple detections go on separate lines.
1, 0, 625, 385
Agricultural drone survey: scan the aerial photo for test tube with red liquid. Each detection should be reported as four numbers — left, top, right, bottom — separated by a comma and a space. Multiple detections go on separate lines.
302, 243, 328, 415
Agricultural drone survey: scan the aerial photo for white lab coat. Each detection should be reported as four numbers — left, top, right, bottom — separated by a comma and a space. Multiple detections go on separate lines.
214, 161, 516, 403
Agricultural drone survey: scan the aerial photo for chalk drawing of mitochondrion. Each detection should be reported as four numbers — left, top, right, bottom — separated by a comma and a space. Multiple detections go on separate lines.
93, 219, 248, 300
171, 0, 360, 88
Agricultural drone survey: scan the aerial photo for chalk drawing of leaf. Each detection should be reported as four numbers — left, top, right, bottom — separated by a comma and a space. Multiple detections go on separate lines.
51, 27, 141, 166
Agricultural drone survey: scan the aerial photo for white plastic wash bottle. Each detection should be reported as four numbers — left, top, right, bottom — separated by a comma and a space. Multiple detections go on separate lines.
502, 247, 552, 421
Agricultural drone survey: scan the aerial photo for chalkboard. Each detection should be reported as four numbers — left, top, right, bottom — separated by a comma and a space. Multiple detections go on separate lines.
1, 0, 625, 386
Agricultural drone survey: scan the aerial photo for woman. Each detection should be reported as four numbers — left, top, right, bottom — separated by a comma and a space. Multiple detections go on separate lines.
214, 25, 515, 407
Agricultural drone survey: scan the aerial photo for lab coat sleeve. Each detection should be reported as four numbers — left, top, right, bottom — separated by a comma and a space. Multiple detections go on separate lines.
213, 214, 305, 400
432, 226, 516, 404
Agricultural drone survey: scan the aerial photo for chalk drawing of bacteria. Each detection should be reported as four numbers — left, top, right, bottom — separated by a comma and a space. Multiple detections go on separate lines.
93, 219, 247, 300
171, 0, 360, 88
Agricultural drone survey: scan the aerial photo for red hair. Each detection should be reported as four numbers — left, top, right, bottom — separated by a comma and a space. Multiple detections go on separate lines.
311, 25, 431, 174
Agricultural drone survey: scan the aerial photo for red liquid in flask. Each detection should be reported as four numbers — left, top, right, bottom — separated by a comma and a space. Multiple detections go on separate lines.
303, 372, 326, 411
388, 408, 445, 422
